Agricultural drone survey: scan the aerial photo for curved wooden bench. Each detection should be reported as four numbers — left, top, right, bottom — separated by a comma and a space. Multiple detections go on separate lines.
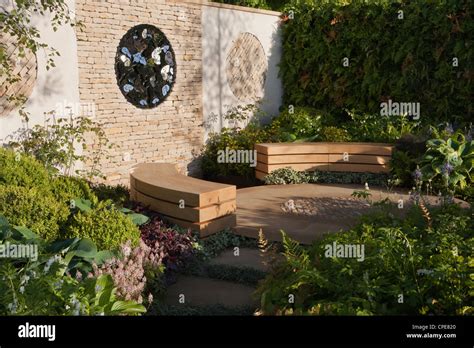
130, 163, 236, 237
255, 142, 393, 180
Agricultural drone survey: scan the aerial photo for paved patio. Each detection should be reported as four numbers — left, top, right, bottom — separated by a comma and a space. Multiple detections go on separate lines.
234, 183, 460, 244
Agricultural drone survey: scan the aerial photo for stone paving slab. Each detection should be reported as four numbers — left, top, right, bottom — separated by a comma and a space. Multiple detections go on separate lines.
209, 248, 271, 272
165, 275, 257, 308
235, 183, 468, 245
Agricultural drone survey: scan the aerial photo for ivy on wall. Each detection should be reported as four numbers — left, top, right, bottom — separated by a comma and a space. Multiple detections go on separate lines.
279, 0, 473, 126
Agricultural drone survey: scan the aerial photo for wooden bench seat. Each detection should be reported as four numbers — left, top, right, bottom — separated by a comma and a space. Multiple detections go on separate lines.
255, 142, 393, 180
130, 163, 236, 237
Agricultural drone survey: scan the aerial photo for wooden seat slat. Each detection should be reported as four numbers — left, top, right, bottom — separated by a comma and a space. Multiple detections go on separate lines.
255, 142, 393, 178
130, 163, 236, 237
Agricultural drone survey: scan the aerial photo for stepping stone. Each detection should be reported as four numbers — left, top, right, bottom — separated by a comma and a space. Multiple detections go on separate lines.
165, 275, 257, 308
209, 248, 270, 272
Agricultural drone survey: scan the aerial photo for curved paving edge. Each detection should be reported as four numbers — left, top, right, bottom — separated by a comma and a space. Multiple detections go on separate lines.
235, 183, 469, 245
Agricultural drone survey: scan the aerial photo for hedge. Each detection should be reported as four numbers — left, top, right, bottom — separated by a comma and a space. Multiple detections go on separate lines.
280, 0, 473, 126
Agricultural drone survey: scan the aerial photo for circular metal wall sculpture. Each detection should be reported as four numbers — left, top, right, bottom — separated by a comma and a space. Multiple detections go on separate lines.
225, 32, 267, 102
0, 32, 37, 117
115, 24, 176, 108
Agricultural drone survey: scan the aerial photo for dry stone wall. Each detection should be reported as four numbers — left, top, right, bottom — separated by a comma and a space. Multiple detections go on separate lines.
75, 0, 203, 184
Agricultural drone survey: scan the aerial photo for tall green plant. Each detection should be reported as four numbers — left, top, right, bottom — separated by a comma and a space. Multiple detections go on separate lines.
7, 115, 114, 180
420, 131, 474, 192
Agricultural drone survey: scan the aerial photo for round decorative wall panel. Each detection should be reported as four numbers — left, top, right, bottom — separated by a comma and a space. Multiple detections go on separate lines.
0, 32, 37, 117
115, 24, 176, 108
225, 32, 267, 102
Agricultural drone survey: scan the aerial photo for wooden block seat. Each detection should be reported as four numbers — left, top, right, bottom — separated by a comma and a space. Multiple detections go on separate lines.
130, 163, 236, 237
255, 142, 394, 180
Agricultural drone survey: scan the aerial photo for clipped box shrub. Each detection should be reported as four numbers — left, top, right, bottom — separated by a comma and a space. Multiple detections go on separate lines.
65, 201, 140, 250
0, 148, 52, 189
51, 175, 97, 206
0, 185, 69, 240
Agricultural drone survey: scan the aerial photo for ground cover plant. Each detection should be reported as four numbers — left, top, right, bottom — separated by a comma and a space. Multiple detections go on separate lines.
256, 202, 473, 315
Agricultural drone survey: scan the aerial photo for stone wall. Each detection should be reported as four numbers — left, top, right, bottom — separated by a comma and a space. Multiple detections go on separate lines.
75, 0, 203, 185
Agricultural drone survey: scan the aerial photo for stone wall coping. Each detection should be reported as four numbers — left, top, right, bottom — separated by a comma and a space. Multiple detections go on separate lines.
165, 0, 282, 17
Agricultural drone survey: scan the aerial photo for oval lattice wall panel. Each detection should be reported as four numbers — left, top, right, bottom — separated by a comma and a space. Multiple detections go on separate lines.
115, 24, 176, 109
0, 33, 37, 117
226, 32, 267, 102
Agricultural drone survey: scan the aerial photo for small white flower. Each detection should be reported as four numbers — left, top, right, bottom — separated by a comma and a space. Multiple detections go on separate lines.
122, 245, 132, 257
151, 47, 162, 65
161, 65, 170, 81
7, 300, 18, 314
19, 286, 25, 294
20, 275, 30, 285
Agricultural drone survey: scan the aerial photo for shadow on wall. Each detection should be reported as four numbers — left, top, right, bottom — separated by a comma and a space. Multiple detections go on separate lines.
188, 6, 248, 176
260, 22, 282, 125
188, 6, 283, 176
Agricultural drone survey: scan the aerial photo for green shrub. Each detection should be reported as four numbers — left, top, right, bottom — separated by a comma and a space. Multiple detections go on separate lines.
390, 134, 427, 187
90, 183, 129, 206
420, 130, 474, 192
320, 126, 350, 142
0, 148, 52, 189
270, 107, 324, 141
342, 112, 420, 143
7, 115, 114, 180
201, 103, 271, 179
0, 186, 69, 241
280, 1, 472, 127
0, 217, 147, 316
65, 201, 140, 250
51, 175, 97, 206
256, 204, 473, 315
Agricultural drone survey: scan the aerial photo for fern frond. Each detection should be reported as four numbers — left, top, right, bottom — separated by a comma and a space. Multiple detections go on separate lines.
258, 228, 268, 253
419, 199, 432, 228
258, 229, 276, 267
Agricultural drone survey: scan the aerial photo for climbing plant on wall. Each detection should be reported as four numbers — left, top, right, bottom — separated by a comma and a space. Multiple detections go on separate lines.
279, 0, 473, 126
115, 24, 176, 109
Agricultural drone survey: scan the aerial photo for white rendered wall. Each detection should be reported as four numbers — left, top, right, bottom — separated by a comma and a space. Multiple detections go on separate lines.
0, 0, 81, 142
202, 4, 282, 139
